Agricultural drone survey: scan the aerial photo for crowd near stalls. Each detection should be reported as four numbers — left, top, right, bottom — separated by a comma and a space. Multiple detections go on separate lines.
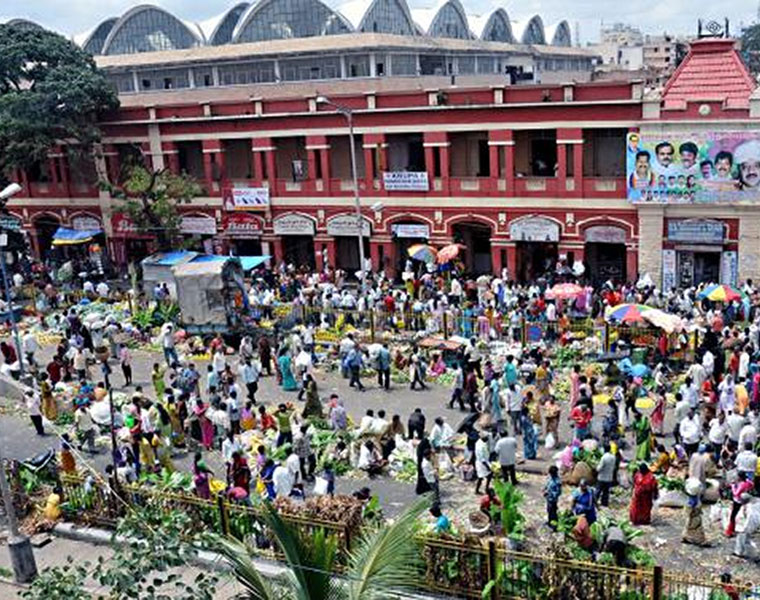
4, 248, 760, 587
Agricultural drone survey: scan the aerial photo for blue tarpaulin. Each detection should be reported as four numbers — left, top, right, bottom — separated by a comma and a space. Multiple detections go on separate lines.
52, 227, 103, 246
143, 250, 198, 266
190, 255, 271, 271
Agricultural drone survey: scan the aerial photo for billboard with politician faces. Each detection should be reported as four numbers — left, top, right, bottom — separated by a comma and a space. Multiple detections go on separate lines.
626, 132, 760, 204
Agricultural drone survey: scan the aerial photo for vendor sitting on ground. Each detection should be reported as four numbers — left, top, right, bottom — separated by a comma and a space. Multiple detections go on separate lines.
358, 440, 386, 477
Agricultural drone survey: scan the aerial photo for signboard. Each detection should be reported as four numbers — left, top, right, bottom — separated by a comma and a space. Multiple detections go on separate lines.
392, 224, 430, 239
584, 225, 626, 244
667, 219, 724, 244
223, 213, 263, 238
180, 215, 217, 236
224, 187, 270, 211
111, 213, 141, 237
662, 249, 676, 291
326, 215, 371, 237
71, 216, 101, 231
509, 217, 560, 242
0, 215, 22, 231
273, 214, 315, 236
383, 171, 429, 192
626, 131, 760, 204
721, 250, 738, 286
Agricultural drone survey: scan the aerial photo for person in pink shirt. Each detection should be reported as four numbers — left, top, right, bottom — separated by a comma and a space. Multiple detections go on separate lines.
726, 472, 754, 537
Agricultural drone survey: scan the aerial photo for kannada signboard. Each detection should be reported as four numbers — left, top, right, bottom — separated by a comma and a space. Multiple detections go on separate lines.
71, 216, 102, 231
382, 171, 429, 192
662, 249, 677, 291
509, 217, 560, 242
667, 220, 724, 244
392, 224, 430, 239
721, 250, 738, 286
180, 215, 217, 236
224, 187, 270, 211
273, 214, 315, 236
222, 213, 263, 238
326, 215, 371, 237
626, 131, 760, 204
584, 225, 626, 244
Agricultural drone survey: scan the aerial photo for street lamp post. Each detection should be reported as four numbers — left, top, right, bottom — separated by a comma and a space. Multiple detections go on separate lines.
316, 96, 366, 284
0, 183, 25, 376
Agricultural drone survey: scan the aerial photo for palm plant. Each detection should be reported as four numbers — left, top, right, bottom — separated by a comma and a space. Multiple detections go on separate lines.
213, 498, 429, 600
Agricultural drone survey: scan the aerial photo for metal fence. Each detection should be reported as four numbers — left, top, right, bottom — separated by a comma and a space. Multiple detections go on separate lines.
55, 475, 755, 600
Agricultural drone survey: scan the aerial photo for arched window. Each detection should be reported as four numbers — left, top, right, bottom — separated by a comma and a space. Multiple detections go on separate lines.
233, 0, 351, 43
81, 18, 117, 54
208, 3, 249, 45
551, 21, 571, 46
521, 16, 545, 45
428, 1, 471, 39
102, 6, 203, 55
359, 0, 415, 35
479, 9, 513, 42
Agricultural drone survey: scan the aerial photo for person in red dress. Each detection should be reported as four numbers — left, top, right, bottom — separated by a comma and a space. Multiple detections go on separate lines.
629, 463, 659, 525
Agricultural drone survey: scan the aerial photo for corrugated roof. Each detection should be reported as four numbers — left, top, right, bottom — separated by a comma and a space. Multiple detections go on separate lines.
662, 38, 756, 109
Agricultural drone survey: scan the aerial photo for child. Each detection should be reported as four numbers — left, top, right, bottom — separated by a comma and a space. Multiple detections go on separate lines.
543, 465, 562, 531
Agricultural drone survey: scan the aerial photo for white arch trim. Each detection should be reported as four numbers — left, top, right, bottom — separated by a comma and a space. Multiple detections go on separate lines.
575, 216, 636, 239
507, 213, 564, 236
201, 2, 249, 44
382, 212, 436, 232
102, 4, 205, 55
444, 213, 498, 231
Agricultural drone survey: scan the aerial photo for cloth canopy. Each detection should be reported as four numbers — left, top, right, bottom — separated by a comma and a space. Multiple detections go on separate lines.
51, 227, 103, 246
191, 255, 271, 271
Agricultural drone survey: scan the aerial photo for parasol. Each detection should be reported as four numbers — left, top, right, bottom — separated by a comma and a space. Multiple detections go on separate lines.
437, 243, 465, 264
407, 244, 437, 263
641, 308, 684, 334
545, 282, 584, 300
698, 283, 743, 303
604, 303, 653, 325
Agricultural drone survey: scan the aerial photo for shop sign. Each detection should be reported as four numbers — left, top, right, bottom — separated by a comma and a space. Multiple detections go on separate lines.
584, 225, 626, 244
662, 249, 676, 291
273, 214, 315, 236
223, 213, 263, 238
111, 213, 140, 237
382, 171, 429, 192
509, 217, 559, 242
326, 215, 371, 237
667, 220, 724, 244
392, 224, 430, 239
71, 215, 101, 231
721, 251, 738, 287
180, 215, 217, 236
224, 187, 270, 211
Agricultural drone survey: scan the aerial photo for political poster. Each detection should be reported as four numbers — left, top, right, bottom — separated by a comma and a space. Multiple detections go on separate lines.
626, 132, 760, 204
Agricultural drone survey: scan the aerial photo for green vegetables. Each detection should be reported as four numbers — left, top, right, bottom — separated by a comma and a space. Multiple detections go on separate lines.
657, 476, 686, 492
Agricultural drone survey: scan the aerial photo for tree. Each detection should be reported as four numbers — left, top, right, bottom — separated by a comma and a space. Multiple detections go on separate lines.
104, 165, 203, 251
740, 24, 760, 75
214, 498, 428, 600
0, 23, 119, 179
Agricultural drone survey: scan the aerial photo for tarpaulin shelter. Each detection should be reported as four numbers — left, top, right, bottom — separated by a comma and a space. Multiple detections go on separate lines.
141, 251, 198, 298
51, 227, 103, 246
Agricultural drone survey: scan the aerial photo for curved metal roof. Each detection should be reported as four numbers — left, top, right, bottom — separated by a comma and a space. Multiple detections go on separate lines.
101, 4, 204, 55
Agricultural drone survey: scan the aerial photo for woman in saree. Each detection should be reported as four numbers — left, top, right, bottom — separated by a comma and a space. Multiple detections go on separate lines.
632, 411, 652, 461
278, 348, 298, 391
650, 392, 666, 436
629, 463, 658, 525
193, 451, 213, 500
165, 396, 185, 447
193, 397, 215, 450
521, 406, 538, 460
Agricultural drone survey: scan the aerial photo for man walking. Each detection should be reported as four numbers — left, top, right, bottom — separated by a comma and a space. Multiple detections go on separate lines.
495, 430, 517, 485
376, 343, 391, 391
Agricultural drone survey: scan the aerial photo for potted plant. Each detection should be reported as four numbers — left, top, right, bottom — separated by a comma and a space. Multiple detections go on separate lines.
490, 479, 525, 550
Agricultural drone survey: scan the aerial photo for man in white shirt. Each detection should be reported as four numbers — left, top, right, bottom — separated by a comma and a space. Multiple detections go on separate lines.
221, 430, 241, 466
239, 358, 260, 404
702, 350, 715, 377
708, 412, 727, 463
736, 443, 758, 480
357, 409, 375, 436
22, 331, 38, 366
673, 392, 690, 445
494, 431, 517, 485
596, 443, 618, 507
96, 281, 110, 298
273, 462, 293, 497
679, 377, 699, 410
726, 410, 746, 446
686, 362, 706, 390
739, 417, 758, 450
474, 433, 492, 495
739, 347, 751, 381
430, 417, 454, 453
679, 409, 702, 456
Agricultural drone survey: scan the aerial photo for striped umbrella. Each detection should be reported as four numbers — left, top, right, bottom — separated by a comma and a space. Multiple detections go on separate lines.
697, 284, 743, 303
436, 243, 465, 264
407, 244, 437, 263
604, 303, 653, 324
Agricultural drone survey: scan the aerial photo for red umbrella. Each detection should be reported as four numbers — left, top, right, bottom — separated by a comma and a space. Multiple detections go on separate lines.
545, 283, 584, 300
437, 243, 465, 264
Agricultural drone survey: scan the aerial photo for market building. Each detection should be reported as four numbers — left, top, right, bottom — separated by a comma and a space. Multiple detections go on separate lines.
4, 5, 760, 287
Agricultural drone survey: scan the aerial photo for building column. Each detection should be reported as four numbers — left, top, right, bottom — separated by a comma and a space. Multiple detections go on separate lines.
252, 149, 264, 183
556, 143, 567, 196
637, 206, 664, 286
492, 243, 504, 275
363, 145, 375, 191
558, 128, 582, 198
626, 246, 639, 282
103, 144, 120, 185
505, 243, 517, 281
739, 209, 760, 284
48, 155, 61, 195
424, 146, 435, 183
162, 142, 180, 175
572, 142, 584, 198
319, 148, 331, 194
58, 150, 71, 197
363, 134, 385, 195
325, 238, 337, 269
439, 144, 450, 195
504, 143, 515, 195
488, 144, 500, 193
202, 140, 224, 194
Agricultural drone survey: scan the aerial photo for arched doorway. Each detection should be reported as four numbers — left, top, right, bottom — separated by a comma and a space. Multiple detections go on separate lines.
510, 217, 560, 282
390, 220, 431, 278
583, 225, 628, 286
33, 214, 61, 262
452, 221, 492, 275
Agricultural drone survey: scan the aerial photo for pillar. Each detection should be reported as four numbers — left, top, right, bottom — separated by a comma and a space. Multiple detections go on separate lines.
325, 239, 337, 269
492, 243, 504, 275
48, 156, 60, 194
306, 149, 318, 193
572, 143, 584, 198
637, 205, 664, 286
488, 144, 500, 193
626, 247, 639, 282
505, 144, 515, 195
439, 145, 450, 195
319, 148, 330, 194
103, 144, 120, 185
270, 237, 284, 263
162, 142, 180, 175
58, 150, 71, 197
363, 146, 375, 190
505, 244, 517, 281
202, 140, 223, 194
558, 128, 582, 198
252, 150, 264, 183
556, 143, 567, 193
738, 209, 760, 284
363, 134, 385, 194
424, 146, 435, 183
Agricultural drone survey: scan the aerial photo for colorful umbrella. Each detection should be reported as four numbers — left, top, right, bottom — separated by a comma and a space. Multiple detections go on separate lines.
545, 282, 584, 300
436, 243, 465, 264
604, 303, 653, 324
698, 284, 743, 302
407, 244, 437, 263
641, 308, 684, 334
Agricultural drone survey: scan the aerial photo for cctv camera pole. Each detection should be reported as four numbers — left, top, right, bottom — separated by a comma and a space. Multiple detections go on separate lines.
0, 231, 24, 376
0, 443, 37, 583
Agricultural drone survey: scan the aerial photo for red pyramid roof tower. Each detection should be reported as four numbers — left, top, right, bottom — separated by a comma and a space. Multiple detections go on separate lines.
661, 38, 756, 110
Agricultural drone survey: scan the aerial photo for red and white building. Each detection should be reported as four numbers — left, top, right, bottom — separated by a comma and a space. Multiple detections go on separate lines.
6, 30, 760, 287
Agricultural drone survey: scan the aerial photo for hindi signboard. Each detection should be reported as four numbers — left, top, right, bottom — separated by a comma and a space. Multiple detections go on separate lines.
509, 217, 560, 242
180, 215, 217, 236
392, 224, 430, 239
273, 214, 315, 236
326, 215, 371, 237
382, 171, 429, 192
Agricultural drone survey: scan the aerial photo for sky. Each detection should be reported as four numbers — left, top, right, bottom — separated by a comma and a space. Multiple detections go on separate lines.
2, 0, 758, 44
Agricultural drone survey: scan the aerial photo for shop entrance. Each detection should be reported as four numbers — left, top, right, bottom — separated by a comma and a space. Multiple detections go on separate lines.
33, 215, 61, 261
391, 222, 430, 277
335, 236, 370, 275
452, 223, 492, 274
282, 236, 315, 269
677, 250, 720, 287
585, 243, 627, 286
231, 239, 263, 256
516, 242, 558, 282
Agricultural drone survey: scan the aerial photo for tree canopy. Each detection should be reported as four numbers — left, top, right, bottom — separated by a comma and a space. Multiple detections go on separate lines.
0, 23, 119, 177
741, 23, 760, 75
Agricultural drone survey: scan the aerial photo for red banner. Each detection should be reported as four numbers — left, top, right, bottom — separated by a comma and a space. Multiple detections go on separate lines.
222, 212, 264, 238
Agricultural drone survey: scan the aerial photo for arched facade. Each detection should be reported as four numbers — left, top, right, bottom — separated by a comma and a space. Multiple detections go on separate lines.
517, 15, 545, 45
102, 5, 204, 55
4, 18, 44, 30
357, 0, 416, 35
478, 9, 513, 43
81, 18, 118, 54
233, 0, 352, 43
427, 0, 472, 39
548, 20, 571, 47
207, 3, 249, 45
